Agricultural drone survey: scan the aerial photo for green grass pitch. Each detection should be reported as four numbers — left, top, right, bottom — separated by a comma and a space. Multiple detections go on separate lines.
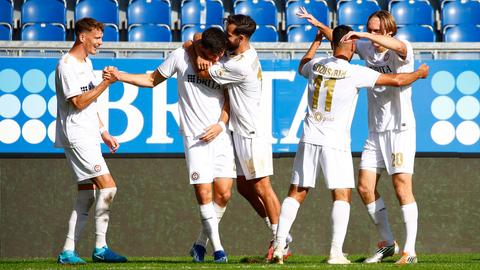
1, 254, 479, 269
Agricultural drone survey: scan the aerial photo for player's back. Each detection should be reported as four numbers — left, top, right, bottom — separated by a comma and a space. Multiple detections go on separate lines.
300, 57, 380, 151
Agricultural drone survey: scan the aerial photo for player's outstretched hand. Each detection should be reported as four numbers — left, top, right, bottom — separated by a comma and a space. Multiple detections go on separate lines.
103, 66, 119, 83
417, 63, 429, 78
199, 123, 223, 143
101, 131, 120, 153
340, 31, 363, 43
296, 7, 324, 28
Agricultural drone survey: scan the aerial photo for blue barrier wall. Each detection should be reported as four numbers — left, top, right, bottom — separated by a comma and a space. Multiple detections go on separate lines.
0, 58, 478, 154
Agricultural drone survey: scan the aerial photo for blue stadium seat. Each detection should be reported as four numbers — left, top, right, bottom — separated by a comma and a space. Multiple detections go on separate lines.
181, 0, 224, 27
396, 25, 436, 42
103, 24, 119, 41
287, 25, 318, 42
127, 0, 170, 26
128, 24, 172, 42
389, 0, 434, 26
337, 0, 380, 26
0, 22, 12, 40
22, 0, 66, 25
21, 23, 66, 41
443, 25, 480, 42
285, 0, 330, 29
75, 0, 118, 25
250, 25, 278, 42
181, 24, 222, 41
0, 0, 13, 24
441, 0, 480, 28
234, 0, 278, 27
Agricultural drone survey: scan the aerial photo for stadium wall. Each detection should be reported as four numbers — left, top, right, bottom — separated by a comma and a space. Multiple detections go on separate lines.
0, 156, 479, 258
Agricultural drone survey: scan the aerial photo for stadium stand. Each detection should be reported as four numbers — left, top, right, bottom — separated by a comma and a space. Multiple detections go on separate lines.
76, 0, 119, 41
127, 0, 171, 26
234, 0, 278, 28
21, 22, 65, 41
285, 0, 330, 29
181, 24, 222, 41
441, 0, 480, 27
287, 24, 317, 42
128, 23, 172, 42
396, 24, 436, 42
0, 22, 12, 40
337, 0, 380, 30
0, 0, 13, 26
443, 24, 480, 42
389, 0, 434, 26
181, 0, 224, 27
21, 0, 66, 25
250, 24, 278, 41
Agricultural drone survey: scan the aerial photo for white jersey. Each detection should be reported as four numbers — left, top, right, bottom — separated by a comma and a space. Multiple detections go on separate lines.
356, 39, 415, 132
300, 57, 380, 151
158, 47, 225, 138
55, 53, 99, 148
209, 47, 265, 138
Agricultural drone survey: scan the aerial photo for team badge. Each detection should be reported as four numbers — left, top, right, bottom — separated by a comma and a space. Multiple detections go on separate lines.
216, 69, 225, 77
314, 112, 323, 121
94, 165, 101, 172
384, 52, 390, 61
191, 171, 200, 181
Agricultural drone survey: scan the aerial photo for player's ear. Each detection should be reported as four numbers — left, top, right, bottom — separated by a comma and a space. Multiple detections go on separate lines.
79, 32, 85, 43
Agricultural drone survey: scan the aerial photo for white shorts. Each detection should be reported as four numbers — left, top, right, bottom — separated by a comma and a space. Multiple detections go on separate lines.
64, 143, 109, 183
291, 142, 355, 189
184, 131, 236, 184
232, 133, 273, 180
360, 129, 416, 175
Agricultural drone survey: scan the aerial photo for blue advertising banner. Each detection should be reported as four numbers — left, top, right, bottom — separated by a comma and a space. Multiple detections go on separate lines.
0, 58, 478, 154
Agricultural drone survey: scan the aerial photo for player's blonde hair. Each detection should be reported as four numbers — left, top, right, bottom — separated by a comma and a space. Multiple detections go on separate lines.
367, 10, 397, 37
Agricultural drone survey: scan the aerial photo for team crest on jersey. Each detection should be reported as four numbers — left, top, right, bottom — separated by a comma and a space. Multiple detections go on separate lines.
384, 53, 390, 61
94, 164, 101, 172
191, 171, 200, 181
216, 68, 226, 77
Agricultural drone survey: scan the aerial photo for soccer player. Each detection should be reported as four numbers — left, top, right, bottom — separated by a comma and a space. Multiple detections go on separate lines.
298, 8, 420, 264
104, 27, 234, 263
271, 25, 428, 265
184, 14, 291, 259
55, 17, 127, 264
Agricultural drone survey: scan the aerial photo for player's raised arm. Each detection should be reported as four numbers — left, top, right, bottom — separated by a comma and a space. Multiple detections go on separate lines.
297, 6, 333, 41
375, 63, 429, 87
298, 30, 323, 74
69, 67, 116, 110
341, 30, 407, 59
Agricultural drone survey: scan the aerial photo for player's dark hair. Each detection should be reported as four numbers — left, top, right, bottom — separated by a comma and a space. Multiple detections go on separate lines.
201, 27, 227, 55
332, 25, 353, 48
75, 17, 104, 37
226, 14, 257, 38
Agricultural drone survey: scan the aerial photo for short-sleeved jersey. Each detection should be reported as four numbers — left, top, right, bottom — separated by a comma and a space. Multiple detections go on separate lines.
300, 57, 380, 151
158, 47, 225, 137
55, 53, 99, 148
209, 47, 265, 138
356, 39, 415, 132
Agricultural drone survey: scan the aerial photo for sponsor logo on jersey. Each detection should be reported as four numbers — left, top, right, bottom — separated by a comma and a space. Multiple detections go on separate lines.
313, 111, 334, 122
80, 81, 95, 92
187, 74, 221, 90
369, 65, 393, 74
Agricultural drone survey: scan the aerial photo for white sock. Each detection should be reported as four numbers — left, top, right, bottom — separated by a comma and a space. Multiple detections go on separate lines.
366, 198, 394, 245
275, 197, 300, 250
63, 189, 96, 251
271, 223, 278, 239
330, 200, 350, 257
199, 203, 223, 252
95, 187, 117, 249
401, 202, 418, 255
195, 202, 226, 248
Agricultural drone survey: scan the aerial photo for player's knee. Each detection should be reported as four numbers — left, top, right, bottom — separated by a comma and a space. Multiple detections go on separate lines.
215, 190, 232, 205
357, 183, 373, 199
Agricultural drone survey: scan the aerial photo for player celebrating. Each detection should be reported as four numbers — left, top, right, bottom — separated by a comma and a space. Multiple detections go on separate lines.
104, 27, 234, 263
298, 8, 420, 264
271, 25, 428, 265
55, 17, 126, 264
184, 14, 293, 259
